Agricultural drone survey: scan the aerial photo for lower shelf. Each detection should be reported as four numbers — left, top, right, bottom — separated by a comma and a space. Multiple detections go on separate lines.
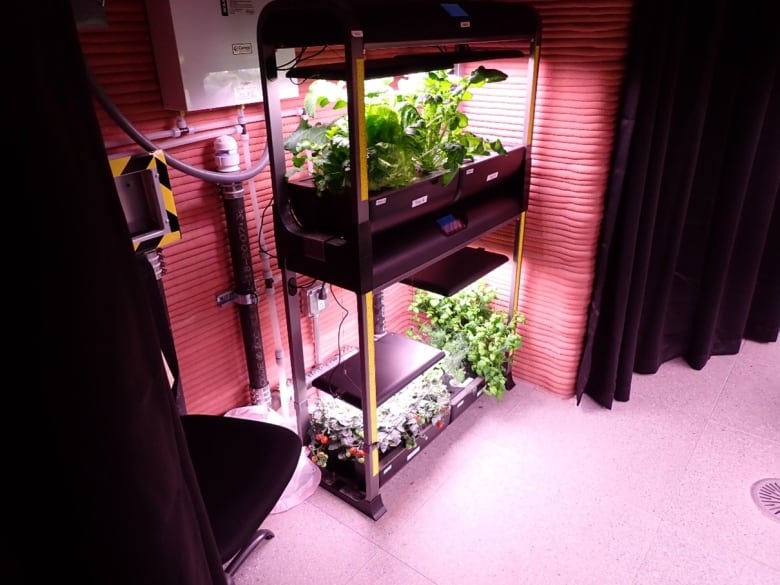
317, 375, 484, 520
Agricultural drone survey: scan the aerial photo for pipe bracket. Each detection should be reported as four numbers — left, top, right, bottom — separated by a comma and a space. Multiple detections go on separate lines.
215, 290, 257, 307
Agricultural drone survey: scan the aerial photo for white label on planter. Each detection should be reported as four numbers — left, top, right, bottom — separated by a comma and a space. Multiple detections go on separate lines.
476, 388, 484, 397
465, 168, 475, 175
406, 446, 421, 461
382, 464, 393, 475
412, 195, 428, 208
486, 171, 499, 182
456, 399, 465, 408
375, 197, 387, 207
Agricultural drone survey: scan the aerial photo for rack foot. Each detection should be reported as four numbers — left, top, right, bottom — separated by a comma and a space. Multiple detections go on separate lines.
319, 470, 387, 520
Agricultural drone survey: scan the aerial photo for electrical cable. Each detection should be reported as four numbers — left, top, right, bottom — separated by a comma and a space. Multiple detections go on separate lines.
86, 65, 269, 185
258, 198, 277, 260
323, 284, 350, 397
87, 63, 289, 410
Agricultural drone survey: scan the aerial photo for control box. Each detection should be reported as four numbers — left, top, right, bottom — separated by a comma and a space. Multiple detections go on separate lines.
302, 286, 329, 317
110, 150, 182, 252
144, 0, 299, 111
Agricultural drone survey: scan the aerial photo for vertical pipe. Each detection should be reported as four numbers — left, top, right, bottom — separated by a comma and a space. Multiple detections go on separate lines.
373, 288, 386, 337
218, 181, 271, 405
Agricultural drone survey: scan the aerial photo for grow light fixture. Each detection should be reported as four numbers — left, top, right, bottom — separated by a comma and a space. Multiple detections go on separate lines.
259, 0, 539, 82
312, 332, 445, 408
287, 48, 525, 81
401, 246, 508, 297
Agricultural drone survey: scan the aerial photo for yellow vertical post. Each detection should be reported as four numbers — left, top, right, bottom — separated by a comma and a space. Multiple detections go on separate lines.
510, 40, 541, 317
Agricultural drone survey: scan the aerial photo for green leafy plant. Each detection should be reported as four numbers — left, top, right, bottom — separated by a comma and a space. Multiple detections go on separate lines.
395, 68, 508, 182
307, 363, 451, 468
407, 282, 524, 400
284, 67, 509, 195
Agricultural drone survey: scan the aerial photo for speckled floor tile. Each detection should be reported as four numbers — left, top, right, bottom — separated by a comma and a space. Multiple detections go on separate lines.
231, 338, 779, 585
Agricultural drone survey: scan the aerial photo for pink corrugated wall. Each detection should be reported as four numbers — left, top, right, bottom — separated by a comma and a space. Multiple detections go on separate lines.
517, 0, 632, 394
79, 0, 632, 413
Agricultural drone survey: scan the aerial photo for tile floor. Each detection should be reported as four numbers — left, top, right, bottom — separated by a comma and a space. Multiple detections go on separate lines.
235, 339, 780, 585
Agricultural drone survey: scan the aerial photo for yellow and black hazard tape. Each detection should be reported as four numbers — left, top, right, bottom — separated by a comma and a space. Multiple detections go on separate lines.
109, 150, 181, 252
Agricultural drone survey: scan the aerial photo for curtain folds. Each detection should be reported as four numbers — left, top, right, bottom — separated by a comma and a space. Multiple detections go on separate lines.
575, 0, 780, 408
42, 4, 226, 583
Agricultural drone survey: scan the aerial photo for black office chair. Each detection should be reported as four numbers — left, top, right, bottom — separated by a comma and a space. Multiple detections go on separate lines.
180, 414, 302, 584
133, 253, 302, 581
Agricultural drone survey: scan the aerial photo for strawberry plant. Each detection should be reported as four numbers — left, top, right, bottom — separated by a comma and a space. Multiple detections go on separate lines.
307, 363, 451, 468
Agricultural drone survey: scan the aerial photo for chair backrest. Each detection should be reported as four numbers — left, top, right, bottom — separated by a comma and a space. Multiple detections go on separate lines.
181, 414, 302, 576
133, 228, 302, 578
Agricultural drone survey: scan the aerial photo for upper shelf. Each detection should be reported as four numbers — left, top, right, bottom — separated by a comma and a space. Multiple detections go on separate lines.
258, 0, 540, 294
258, 0, 541, 79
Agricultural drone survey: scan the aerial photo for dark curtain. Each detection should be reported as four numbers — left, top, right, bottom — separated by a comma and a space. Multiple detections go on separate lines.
575, 0, 780, 408
39, 4, 226, 583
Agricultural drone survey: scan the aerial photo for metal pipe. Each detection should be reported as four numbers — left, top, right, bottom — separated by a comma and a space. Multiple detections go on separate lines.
218, 181, 271, 406
373, 288, 386, 337
106, 126, 244, 156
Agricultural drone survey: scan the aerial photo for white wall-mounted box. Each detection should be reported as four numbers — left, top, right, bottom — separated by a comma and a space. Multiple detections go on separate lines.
145, 0, 298, 112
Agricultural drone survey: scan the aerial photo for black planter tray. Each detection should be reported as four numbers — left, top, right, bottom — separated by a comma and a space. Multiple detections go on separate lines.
284, 146, 525, 238
448, 375, 485, 422
316, 374, 485, 519
457, 145, 526, 202
285, 170, 457, 236
319, 376, 484, 490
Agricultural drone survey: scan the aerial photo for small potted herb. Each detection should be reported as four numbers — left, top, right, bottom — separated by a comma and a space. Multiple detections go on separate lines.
407, 282, 524, 400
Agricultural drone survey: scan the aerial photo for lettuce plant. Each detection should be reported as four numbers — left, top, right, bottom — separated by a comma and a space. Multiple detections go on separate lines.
284, 67, 509, 195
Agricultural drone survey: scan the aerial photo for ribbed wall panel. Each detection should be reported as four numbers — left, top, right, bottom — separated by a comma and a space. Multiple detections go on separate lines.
511, 0, 632, 395
79, 0, 632, 413
381, 283, 415, 334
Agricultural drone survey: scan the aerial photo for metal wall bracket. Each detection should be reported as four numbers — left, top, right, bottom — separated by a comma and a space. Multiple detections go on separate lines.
215, 290, 237, 307
216, 290, 258, 307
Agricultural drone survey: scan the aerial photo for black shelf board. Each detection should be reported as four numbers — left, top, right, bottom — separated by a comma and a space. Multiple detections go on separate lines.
287, 49, 525, 81
259, 1, 540, 52
372, 187, 523, 290
276, 185, 524, 294
401, 246, 508, 296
